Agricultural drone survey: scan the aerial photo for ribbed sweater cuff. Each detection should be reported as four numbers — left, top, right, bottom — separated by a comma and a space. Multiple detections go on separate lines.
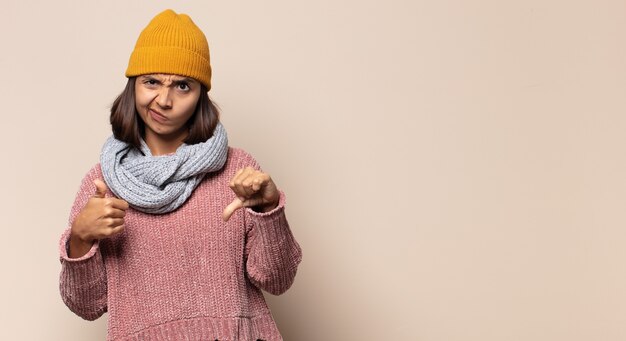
245, 191, 296, 246
59, 228, 100, 262
245, 191, 302, 295
58, 228, 107, 320
245, 190, 286, 219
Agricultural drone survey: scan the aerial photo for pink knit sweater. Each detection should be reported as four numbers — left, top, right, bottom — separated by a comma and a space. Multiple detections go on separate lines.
58, 147, 302, 341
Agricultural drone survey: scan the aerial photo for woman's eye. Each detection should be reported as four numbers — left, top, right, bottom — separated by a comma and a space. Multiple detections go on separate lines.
144, 79, 158, 86
178, 83, 189, 91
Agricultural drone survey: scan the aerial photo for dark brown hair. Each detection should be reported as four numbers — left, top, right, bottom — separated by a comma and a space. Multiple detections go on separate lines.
110, 77, 220, 150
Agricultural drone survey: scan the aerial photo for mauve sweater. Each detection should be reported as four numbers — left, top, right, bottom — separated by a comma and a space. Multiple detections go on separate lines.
58, 147, 302, 341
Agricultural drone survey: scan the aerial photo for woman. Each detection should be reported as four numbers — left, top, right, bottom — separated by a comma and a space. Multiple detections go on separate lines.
58, 9, 302, 341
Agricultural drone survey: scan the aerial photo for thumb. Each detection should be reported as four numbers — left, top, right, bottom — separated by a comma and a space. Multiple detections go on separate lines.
222, 197, 244, 222
93, 179, 108, 198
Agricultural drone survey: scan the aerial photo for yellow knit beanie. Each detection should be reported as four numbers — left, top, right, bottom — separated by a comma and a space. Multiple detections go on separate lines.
125, 9, 212, 90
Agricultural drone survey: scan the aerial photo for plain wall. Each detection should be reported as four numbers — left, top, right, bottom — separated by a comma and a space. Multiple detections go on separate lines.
1, 0, 625, 340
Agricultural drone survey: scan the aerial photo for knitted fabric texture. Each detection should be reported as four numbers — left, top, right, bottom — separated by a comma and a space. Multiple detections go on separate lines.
59, 148, 302, 341
126, 9, 212, 90
99, 123, 228, 214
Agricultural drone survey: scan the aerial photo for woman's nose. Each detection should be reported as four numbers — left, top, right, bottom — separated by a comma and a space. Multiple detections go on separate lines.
155, 87, 173, 109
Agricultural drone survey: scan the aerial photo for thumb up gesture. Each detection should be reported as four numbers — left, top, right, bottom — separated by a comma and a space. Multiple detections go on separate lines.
222, 167, 280, 221
70, 179, 129, 249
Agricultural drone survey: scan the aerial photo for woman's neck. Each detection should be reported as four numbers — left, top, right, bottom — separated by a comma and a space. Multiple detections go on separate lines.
144, 130, 188, 156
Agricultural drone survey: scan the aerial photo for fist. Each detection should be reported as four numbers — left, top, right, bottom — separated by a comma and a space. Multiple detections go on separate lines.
222, 167, 280, 221
71, 179, 129, 243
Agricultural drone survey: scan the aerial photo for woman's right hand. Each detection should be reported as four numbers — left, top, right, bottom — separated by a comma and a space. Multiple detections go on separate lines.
68, 179, 129, 258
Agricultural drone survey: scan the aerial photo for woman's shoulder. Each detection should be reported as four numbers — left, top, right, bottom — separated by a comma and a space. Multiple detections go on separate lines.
70, 163, 107, 198
227, 146, 253, 159
226, 146, 260, 169
79, 163, 103, 183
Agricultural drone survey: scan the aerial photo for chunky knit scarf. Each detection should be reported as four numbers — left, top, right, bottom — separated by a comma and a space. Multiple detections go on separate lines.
100, 123, 229, 214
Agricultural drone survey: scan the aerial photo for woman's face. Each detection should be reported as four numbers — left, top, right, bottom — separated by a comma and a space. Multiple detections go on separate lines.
135, 74, 202, 142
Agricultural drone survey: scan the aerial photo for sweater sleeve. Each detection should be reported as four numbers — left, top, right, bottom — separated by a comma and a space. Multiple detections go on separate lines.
234, 149, 303, 295
58, 165, 108, 320
244, 193, 302, 295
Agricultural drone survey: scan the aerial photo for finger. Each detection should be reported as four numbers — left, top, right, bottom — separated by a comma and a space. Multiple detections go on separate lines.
236, 167, 255, 196
241, 168, 268, 196
105, 207, 126, 219
229, 168, 247, 197
233, 167, 256, 198
93, 179, 108, 198
108, 198, 129, 211
108, 224, 125, 237
229, 168, 245, 188
240, 171, 259, 197
243, 170, 269, 198
241, 197, 265, 208
103, 217, 124, 228
250, 173, 271, 192
222, 197, 244, 222
251, 177, 263, 192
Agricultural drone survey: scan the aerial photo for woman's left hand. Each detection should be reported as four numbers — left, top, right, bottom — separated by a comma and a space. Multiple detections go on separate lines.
223, 167, 280, 221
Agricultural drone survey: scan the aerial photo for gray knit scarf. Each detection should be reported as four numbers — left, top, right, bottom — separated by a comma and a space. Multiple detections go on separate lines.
100, 123, 229, 214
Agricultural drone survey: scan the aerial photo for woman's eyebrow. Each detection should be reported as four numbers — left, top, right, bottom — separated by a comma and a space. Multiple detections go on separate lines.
141, 75, 197, 85
172, 77, 196, 84
140, 75, 159, 81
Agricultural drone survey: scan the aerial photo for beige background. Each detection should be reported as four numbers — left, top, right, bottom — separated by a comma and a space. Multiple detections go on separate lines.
1, 0, 625, 340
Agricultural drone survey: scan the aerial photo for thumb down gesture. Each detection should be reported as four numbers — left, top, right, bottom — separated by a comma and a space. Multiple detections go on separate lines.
223, 167, 280, 222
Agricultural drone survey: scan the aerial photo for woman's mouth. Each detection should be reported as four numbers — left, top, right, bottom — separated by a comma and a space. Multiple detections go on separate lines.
149, 109, 168, 123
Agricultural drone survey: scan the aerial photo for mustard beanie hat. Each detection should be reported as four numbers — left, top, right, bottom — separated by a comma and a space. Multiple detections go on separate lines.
126, 9, 212, 90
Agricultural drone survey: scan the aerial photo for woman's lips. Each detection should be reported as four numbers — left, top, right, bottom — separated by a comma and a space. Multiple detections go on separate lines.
149, 109, 168, 123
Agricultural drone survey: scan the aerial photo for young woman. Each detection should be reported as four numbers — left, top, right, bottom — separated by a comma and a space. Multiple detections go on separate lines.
58, 9, 302, 341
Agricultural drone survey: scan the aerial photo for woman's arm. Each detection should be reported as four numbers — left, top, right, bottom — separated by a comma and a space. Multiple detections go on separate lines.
58, 165, 108, 320
243, 193, 303, 295
226, 149, 302, 295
